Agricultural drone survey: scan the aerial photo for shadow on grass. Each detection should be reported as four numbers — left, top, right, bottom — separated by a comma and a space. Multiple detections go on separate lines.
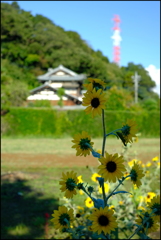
1, 175, 59, 239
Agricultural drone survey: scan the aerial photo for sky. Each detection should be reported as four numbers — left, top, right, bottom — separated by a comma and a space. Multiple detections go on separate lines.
3, 1, 160, 95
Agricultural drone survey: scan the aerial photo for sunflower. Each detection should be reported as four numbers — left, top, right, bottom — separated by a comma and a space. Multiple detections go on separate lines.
145, 170, 150, 175
97, 149, 102, 154
137, 196, 144, 204
147, 195, 160, 221
51, 206, 74, 231
146, 162, 152, 167
83, 78, 106, 92
135, 210, 159, 234
133, 184, 138, 190
109, 205, 115, 211
123, 171, 130, 180
76, 206, 85, 218
71, 131, 94, 157
128, 159, 138, 167
137, 206, 145, 211
130, 162, 144, 188
78, 189, 84, 195
121, 119, 137, 145
77, 175, 83, 183
98, 152, 126, 183
152, 156, 159, 162
59, 171, 78, 198
98, 183, 110, 194
91, 173, 101, 183
89, 206, 118, 235
85, 197, 94, 208
144, 192, 156, 204
82, 88, 107, 118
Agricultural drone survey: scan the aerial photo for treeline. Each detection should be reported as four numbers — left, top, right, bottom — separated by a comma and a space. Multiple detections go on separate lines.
1, 1, 160, 111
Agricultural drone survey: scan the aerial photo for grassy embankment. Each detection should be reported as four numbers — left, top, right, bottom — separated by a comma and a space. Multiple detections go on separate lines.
1, 137, 160, 239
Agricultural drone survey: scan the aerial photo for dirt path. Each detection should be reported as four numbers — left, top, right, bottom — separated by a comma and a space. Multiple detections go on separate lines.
1, 153, 100, 168
1, 151, 159, 169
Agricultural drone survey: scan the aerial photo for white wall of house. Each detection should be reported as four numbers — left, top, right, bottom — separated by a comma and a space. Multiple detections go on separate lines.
27, 93, 67, 100
50, 82, 63, 88
65, 90, 78, 95
55, 71, 66, 76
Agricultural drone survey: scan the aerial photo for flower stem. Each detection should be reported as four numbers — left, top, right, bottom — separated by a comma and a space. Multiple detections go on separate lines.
106, 182, 122, 202
102, 182, 107, 207
128, 226, 141, 239
106, 176, 130, 202
105, 128, 122, 137
81, 186, 92, 200
102, 109, 106, 157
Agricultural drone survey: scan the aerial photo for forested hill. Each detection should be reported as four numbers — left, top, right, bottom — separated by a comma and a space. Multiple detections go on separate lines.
1, 1, 159, 110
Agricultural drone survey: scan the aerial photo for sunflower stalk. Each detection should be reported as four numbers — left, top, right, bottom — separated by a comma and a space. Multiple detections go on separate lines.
64, 218, 70, 228
102, 182, 107, 207
128, 214, 152, 240
81, 185, 93, 201
50, 78, 156, 239
102, 109, 106, 157
105, 128, 122, 138
106, 176, 129, 202
128, 225, 142, 239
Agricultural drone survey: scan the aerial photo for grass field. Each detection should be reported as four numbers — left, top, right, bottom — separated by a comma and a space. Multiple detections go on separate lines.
1, 136, 160, 156
1, 137, 160, 239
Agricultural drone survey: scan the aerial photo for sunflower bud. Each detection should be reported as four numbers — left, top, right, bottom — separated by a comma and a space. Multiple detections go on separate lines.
88, 186, 94, 194
77, 183, 83, 190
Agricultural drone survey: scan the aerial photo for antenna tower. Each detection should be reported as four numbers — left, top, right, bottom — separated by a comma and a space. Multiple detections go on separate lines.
111, 15, 122, 65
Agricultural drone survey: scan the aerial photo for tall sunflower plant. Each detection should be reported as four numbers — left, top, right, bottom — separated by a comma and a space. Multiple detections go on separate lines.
51, 78, 160, 239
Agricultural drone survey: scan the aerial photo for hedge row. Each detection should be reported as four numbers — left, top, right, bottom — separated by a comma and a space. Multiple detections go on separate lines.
1, 107, 160, 137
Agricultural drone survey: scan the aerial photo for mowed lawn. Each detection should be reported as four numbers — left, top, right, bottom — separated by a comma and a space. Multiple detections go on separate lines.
1, 137, 160, 239
1, 136, 160, 156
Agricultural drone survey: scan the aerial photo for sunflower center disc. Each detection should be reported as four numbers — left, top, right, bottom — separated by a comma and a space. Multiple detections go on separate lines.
130, 169, 137, 181
91, 98, 100, 108
66, 178, 76, 191
122, 125, 130, 136
59, 213, 70, 225
106, 161, 117, 172
143, 212, 153, 228
152, 203, 160, 215
79, 138, 91, 150
93, 82, 103, 91
98, 215, 109, 226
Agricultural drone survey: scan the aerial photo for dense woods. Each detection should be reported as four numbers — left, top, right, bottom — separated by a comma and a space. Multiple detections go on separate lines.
1, 1, 160, 111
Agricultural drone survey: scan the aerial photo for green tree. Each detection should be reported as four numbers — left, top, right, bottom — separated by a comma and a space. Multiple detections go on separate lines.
25, 54, 40, 66
11, 1, 20, 11
121, 62, 157, 99
57, 88, 65, 107
1, 81, 29, 110
105, 86, 134, 110
141, 98, 159, 111
1, 1, 159, 109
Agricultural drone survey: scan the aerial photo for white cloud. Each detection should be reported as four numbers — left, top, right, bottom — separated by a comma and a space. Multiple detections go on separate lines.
145, 64, 160, 96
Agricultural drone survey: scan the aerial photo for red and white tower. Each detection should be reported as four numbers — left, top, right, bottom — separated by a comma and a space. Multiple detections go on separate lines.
111, 14, 122, 65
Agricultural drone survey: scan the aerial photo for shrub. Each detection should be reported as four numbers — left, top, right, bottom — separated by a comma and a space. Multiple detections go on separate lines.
27, 100, 52, 108
1, 108, 160, 137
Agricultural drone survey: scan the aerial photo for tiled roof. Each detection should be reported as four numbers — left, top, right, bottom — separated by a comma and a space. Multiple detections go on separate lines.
37, 64, 86, 82
29, 83, 82, 104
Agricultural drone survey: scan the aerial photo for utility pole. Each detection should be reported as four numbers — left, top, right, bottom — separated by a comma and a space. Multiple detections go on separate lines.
131, 72, 141, 104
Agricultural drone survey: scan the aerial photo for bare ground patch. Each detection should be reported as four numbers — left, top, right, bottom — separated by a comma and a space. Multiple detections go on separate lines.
1, 150, 159, 170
